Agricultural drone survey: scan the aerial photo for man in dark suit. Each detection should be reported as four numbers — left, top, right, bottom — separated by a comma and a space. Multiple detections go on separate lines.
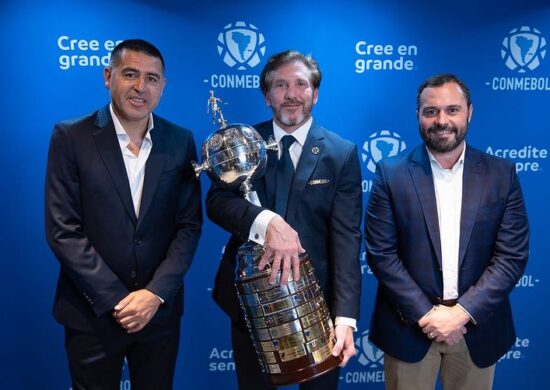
365, 73, 529, 390
206, 50, 363, 389
45, 39, 202, 389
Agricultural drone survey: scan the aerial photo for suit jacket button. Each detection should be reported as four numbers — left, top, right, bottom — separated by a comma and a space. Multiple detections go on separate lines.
130, 271, 136, 278
134, 238, 142, 246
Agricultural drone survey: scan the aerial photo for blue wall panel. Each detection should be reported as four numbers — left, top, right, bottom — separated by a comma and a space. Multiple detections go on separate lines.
1, 0, 548, 388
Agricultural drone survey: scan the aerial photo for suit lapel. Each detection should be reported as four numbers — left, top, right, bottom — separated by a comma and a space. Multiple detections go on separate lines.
137, 117, 166, 229
93, 106, 137, 225
286, 122, 325, 219
409, 146, 442, 266
458, 147, 484, 266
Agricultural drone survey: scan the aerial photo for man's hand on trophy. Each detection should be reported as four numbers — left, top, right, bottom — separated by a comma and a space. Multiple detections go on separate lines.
332, 324, 356, 367
258, 215, 305, 286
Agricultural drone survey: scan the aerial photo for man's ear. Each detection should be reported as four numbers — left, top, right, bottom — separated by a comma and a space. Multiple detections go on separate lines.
103, 67, 112, 89
312, 88, 319, 105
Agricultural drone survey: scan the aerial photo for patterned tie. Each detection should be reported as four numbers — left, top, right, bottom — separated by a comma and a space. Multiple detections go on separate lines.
274, 135, 296, 218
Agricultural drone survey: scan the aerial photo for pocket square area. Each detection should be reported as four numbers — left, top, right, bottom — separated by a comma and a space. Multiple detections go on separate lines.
308, 179, 330, 185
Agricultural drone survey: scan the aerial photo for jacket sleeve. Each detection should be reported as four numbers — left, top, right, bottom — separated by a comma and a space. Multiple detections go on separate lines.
457, 166, 529, 323
206, 181, 266, 242
328, 145, 363, 320
145, 134, 203, 301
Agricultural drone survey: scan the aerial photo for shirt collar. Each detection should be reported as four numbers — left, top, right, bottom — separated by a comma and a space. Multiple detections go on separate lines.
427, 143, 466, 173
109, 103, 154, 143
272, 117, 313, 147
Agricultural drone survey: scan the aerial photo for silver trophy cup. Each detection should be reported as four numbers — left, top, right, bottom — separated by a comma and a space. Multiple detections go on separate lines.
193, 92, 341, 386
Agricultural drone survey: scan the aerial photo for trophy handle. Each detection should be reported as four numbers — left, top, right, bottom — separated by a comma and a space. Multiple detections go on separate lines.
265, 136, 279, 152
191, 160, 209, 178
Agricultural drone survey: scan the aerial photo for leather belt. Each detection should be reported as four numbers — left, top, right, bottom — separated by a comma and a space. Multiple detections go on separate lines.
436, 298, 458, 307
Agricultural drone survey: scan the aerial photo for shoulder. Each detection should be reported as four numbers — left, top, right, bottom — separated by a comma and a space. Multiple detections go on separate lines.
252, 120, 272, 129
465, 145, 518, 184
54, 110, 99, 134
252, 120, 272, 134
250, 120, 274, 142
153, 114, 196, 143
314, 124, 357, 154
50, 110, 105, 149
377, 144, 419, 172
467, 145, 515, 170
53, 104, 113, 137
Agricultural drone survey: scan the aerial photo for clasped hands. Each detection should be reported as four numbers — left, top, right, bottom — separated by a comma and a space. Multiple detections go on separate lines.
112, 289, 161, 333
418, 305, 470, 346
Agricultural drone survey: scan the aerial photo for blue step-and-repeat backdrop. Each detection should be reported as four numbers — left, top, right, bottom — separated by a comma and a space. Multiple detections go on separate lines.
1, 0, 548, 388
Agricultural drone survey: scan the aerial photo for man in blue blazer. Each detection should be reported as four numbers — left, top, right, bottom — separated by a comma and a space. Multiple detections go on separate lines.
365, 73, 529, 390
206, 50, 363, 389
45, 39, 202, 389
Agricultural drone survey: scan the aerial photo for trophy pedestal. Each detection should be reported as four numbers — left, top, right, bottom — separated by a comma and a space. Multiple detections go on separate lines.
236, 242, 341, 386
267, 353, 342, 386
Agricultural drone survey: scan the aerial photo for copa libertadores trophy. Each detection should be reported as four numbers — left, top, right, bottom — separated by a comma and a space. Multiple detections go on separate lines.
193, 91, 342, 386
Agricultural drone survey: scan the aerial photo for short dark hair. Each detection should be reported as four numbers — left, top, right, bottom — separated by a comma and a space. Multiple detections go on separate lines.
109, 39, 165, 72
416, 73, 471, 110
260, 50, 322, 94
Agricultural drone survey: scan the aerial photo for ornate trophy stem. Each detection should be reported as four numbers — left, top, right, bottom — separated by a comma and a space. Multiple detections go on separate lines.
240, 180, 261, 206
194, 92, 341, 386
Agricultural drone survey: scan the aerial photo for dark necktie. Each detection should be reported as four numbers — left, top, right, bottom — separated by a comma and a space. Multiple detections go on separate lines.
274, 135, 296, 218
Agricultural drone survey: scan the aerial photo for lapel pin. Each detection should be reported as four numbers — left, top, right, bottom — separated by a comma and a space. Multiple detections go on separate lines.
311, 146, 320, 155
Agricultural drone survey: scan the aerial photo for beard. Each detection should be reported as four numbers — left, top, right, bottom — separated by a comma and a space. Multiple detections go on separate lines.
273, 99, 313, 129
420, 123, 467, 153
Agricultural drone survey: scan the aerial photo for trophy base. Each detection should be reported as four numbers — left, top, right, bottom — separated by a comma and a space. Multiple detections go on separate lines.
236, 243, 342, 387
267, 351, 342, 386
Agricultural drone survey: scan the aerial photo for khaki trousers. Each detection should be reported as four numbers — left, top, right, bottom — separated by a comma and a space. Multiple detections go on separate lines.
384, 338, 495, 390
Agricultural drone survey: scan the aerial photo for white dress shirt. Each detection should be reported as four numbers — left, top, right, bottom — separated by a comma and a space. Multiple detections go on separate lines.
427, 146, 465, 300
110, 104, 153, 218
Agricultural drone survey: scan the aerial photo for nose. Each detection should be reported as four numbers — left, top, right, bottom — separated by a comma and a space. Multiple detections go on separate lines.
434, 111, 449, 126
284, 85, 297, 99
134, 76, 146, 91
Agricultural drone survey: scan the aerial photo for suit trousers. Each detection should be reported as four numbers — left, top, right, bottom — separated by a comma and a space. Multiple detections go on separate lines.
65, 318, 180, 390
231, 321, 341, 390
383, 338, 495, 390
